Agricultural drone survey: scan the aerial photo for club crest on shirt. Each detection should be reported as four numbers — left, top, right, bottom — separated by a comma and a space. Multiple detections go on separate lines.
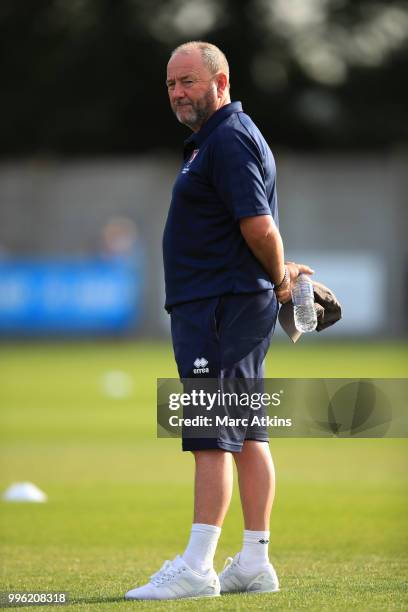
182, 149, 199, 174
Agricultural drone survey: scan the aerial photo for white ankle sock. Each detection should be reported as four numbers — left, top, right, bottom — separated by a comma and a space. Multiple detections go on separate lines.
182, 523, 221, 574
239, 529, 270, 569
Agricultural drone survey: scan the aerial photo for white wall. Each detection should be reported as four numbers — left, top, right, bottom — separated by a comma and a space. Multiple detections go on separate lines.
0, 152, 406, 337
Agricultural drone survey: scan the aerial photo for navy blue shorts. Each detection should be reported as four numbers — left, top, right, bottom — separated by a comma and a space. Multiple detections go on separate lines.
170, 291, 278, 452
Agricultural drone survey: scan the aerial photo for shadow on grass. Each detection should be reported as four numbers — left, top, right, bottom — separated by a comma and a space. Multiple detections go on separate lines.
0, 598, 125, 609
1, 592, 281, 608
69, 596, 125, 605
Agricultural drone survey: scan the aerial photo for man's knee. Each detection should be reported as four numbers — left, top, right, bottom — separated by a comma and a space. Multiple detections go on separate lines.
192, 449, 230, 463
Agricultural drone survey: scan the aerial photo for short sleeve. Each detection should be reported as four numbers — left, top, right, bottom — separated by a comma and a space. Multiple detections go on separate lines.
209, 127, 273, 221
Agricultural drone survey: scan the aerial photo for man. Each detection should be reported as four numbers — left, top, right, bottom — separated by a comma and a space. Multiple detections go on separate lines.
125, 41, 313, 601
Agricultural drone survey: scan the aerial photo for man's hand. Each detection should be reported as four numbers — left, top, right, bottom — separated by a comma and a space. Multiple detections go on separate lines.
274, 261, 314, 304
238, 216, 314, 304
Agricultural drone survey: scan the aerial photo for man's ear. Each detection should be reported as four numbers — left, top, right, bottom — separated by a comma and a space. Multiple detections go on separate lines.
216, 72, 228, 98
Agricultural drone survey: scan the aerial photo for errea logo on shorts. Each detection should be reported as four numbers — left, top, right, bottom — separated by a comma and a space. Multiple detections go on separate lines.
193, 357, 209, 374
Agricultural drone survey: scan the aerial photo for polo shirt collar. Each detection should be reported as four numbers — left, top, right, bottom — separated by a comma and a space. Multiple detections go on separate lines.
184, 101, 243, 151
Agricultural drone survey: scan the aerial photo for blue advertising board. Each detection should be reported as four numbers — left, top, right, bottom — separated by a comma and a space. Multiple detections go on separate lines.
0, 258, 143, 334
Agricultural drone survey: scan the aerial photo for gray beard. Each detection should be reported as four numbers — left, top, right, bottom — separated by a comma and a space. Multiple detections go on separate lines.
176, 107, 208, 131
175, 89, 216, 131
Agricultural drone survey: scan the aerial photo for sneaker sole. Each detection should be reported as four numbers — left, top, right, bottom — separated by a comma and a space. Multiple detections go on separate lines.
182, 594, 221, 599
125, 593, 221, 601
221, 588, 280, 595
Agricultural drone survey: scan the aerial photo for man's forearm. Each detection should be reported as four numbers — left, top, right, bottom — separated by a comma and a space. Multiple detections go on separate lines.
239, 216, 285, 286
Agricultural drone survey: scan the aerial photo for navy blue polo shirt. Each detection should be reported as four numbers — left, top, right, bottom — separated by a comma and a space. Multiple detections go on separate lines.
163, 101, 278, 310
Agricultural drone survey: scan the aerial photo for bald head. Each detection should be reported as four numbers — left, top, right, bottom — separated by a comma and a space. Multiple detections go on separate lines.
166, 41, 231, 132
170, 41, 230, 84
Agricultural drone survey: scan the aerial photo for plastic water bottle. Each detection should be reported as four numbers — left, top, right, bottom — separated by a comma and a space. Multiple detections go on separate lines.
291, 274, 317, 333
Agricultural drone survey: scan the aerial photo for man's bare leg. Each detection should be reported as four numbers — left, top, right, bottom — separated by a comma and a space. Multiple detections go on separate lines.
218, 441, 279, 593
193, 449, 233, 526
225, 440, 276, 571
234, 440, 275, 530
181, 449, 233, 574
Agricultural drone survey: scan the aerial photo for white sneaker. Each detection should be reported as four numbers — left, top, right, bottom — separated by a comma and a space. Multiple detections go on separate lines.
219, 553, 279, 594
124, 555, 220, 600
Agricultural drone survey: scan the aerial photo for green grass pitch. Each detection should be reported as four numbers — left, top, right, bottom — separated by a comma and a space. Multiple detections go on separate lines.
1, 340, 407, 610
